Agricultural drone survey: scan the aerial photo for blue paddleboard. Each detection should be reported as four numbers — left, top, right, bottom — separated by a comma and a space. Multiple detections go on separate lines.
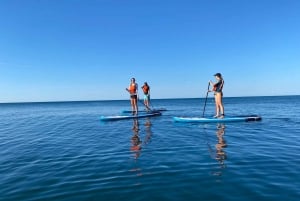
173, 115, 262, 123
121, 108, 167, 114
100, 112, 161, 121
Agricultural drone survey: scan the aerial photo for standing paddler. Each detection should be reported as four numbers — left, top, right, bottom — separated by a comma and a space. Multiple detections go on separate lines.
126, 78, 139, 115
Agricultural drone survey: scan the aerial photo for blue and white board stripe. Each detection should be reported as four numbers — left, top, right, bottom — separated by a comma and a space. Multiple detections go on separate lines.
173, 115, 262, 123
100, 112, 161, 121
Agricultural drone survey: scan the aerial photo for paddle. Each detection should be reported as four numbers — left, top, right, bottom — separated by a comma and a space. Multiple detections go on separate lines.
202, 82, 210, 117
139, 99, 153, 112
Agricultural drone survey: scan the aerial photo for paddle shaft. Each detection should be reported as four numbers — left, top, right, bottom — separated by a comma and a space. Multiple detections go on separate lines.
139, 99, 152, 111
202, 82, 210, 117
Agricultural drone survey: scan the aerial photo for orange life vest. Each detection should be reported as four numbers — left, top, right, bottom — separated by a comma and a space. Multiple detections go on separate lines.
128, 83, 137, 94
142, 85, 149, 94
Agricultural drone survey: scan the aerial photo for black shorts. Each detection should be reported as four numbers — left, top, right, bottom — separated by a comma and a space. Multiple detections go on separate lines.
130, 94, 137, 99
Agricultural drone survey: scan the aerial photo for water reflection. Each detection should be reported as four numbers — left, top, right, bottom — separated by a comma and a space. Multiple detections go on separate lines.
143, 118, 153, 145
130, 119, 142, 159
130, 118, 153, 159
215, 124, 227, 168
129, 118, 154, 182
204, 123, 227, 176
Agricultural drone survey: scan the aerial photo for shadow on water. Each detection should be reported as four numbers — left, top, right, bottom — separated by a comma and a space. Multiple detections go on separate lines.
203, 123, 227, 177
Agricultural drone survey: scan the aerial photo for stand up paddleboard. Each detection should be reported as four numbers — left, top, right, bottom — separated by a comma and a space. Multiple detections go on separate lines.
121, 108, 167, 114
173, 115, 262, 123
100, 112, 161, 121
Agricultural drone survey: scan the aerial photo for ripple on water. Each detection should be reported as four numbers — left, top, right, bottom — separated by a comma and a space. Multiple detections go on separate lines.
1, 98, 300, 201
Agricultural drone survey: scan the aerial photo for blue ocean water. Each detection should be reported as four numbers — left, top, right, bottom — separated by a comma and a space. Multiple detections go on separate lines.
0, 96, 300, 201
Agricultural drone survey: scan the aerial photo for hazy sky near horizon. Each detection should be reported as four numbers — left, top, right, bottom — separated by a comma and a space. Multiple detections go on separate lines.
0, 0, 299, 102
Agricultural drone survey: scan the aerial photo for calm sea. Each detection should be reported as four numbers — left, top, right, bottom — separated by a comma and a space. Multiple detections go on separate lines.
1, 96, 299, 201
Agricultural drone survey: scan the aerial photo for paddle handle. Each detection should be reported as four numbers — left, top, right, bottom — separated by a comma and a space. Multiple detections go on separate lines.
202, 82, 210, 117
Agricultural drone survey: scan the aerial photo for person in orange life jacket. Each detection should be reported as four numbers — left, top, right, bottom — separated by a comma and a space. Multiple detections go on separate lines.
209, 73, 225, 118
141, 82, 150, 111
126, 78, 139, 115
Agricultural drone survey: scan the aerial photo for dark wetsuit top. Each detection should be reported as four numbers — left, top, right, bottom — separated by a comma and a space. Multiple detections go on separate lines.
214, 79, 224, 93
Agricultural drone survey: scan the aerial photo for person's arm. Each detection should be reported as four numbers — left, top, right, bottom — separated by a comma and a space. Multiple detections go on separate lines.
126, 86, 130, 93
208, 80, 215, 92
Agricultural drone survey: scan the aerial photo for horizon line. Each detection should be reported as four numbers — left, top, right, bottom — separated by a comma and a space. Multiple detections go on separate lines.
0, 94, 299, 104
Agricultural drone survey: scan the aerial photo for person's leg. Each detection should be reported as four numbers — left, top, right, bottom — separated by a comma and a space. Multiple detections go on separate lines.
144, 95, 148, 111
133, 97, 138, 115
220, 101, 224, 116
146, 96, 150, 109
216, 93, 224, 118
214, 94, 219, 117
147, 95, 151, 108
144, 96, 146, 106
130, 98, 135, 115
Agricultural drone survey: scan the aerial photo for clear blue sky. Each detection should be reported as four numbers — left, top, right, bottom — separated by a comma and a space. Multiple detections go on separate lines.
0, 0, 299, 103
